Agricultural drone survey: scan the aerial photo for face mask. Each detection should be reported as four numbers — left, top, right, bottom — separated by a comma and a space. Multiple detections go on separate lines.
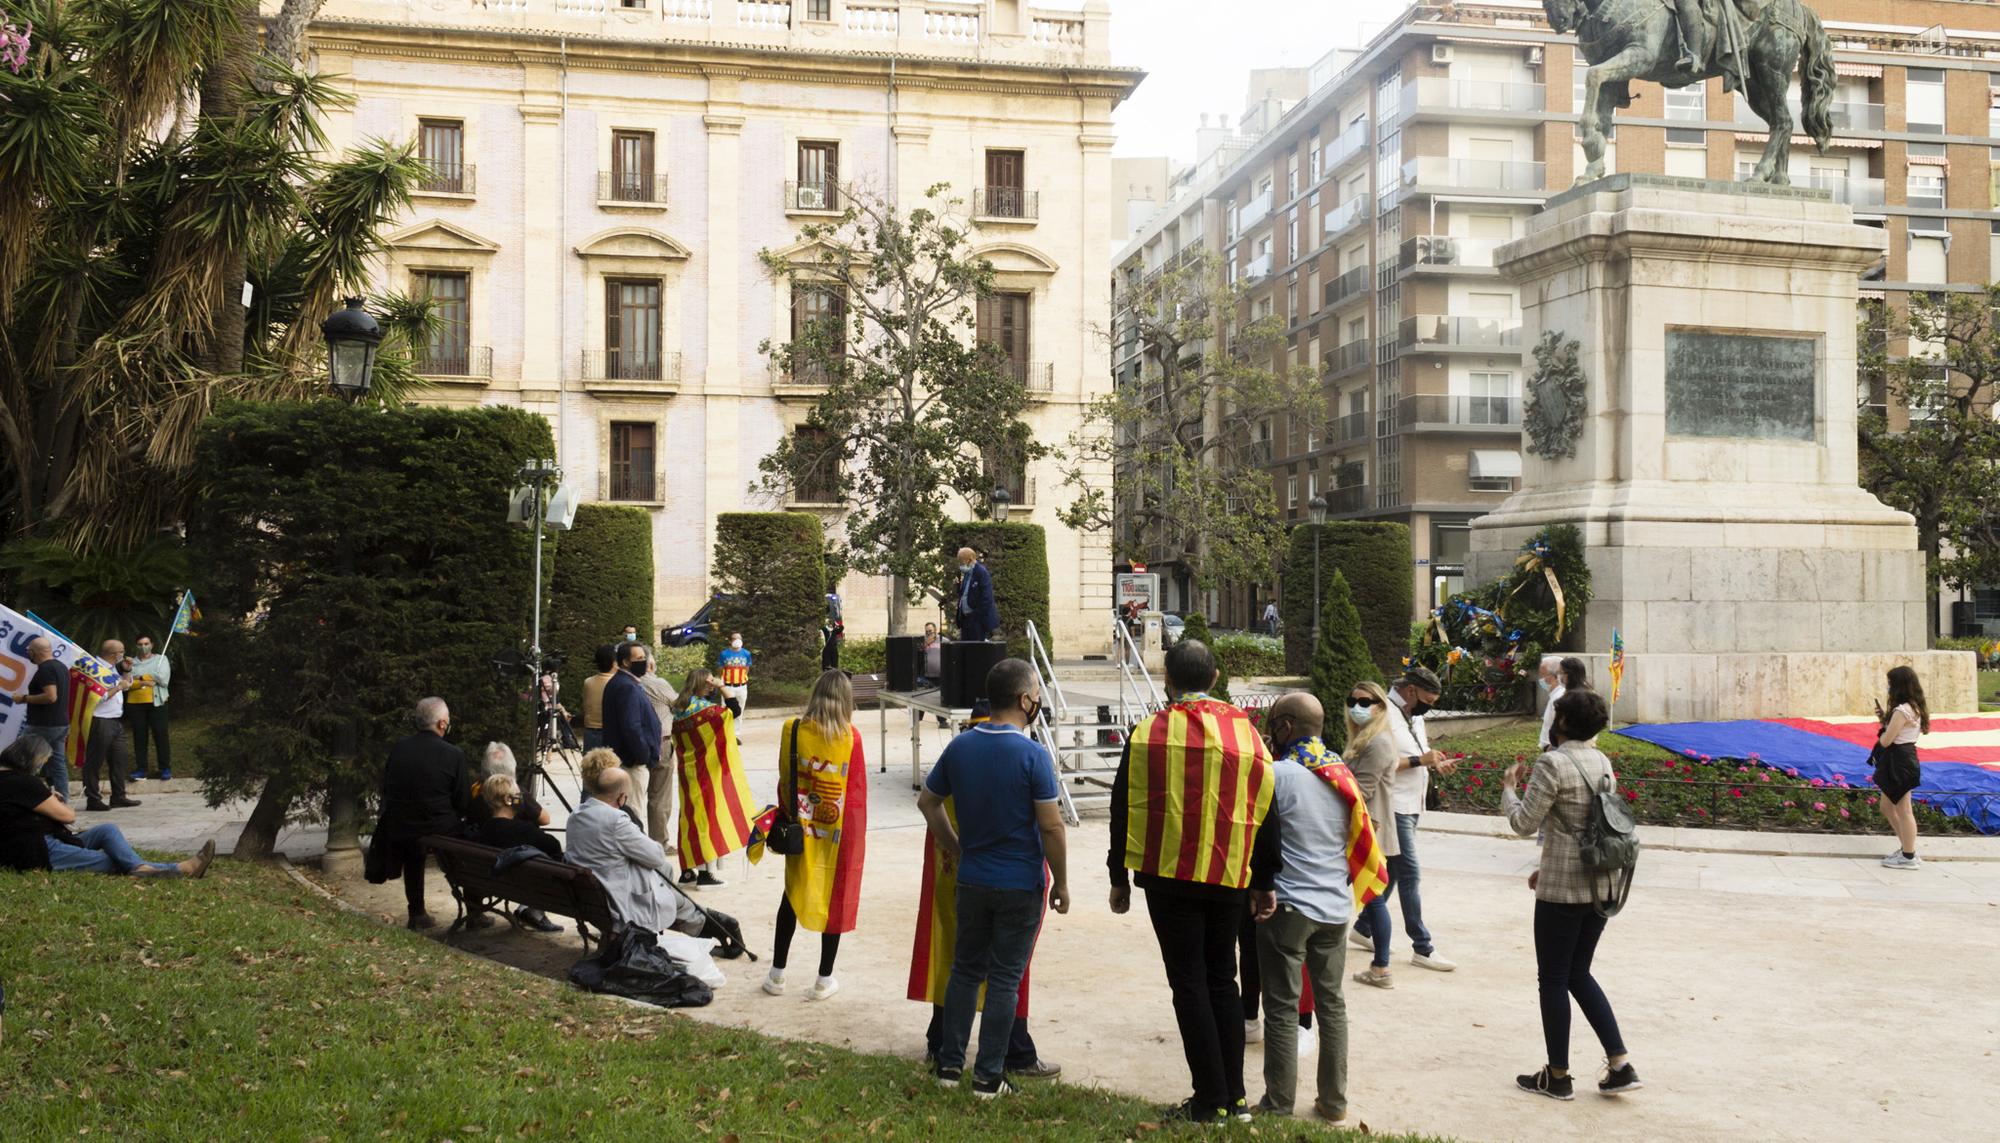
1023, 697, 1043, 724
137, 646, 152, 655
623, 631, 637, 641
1536, 677, 1552, 692
731, 638, 743, 649
1409, 701, 1434, 717
629, 659, 649, 677
1348, 704, 1377, 725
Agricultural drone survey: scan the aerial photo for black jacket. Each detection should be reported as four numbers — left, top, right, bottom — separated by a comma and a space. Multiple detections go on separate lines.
602, 670, 663, 770
378, 732, 470, 839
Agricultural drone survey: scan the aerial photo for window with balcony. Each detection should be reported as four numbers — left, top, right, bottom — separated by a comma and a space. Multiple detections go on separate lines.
977, 290, 1032, 383
1664, 81, 1705, 121
609, 422, 658, 502
1906, 68, 1945, 134
1908, 169, 1946, 211
796, 141, 840, 210
608, 130, 661, 203
790, 284, 847, 380
418, 118, 468, 193
982, 443, 1028, 505
1467, 370, 1516, 425
414, 270, 471, 375
605, 278, 663, 380
792, 425, 841, 503
982, 149, 1030, 218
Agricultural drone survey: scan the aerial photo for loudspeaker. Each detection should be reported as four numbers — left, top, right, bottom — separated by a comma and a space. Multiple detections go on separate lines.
942, 639, 1005, 708
886, 634, 923, 692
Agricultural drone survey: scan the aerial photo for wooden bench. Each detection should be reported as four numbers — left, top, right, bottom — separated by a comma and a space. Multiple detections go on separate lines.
425, 835, 620, 951
850, 672, 885, 709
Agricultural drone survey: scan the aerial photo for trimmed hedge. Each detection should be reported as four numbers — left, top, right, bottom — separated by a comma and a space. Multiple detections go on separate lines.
1310, 570, 1380, 751
940, 522, 1051, 661
1283, 522, 1413, 677
1181, 612, 1230, 700
548, 504, 654, 707
712, 512, 827, 685
1212, 632, 1285, 679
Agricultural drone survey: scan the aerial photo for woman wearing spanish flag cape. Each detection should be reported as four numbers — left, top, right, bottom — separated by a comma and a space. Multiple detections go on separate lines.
761, 670, 867, 1002
670, 669, 758, 887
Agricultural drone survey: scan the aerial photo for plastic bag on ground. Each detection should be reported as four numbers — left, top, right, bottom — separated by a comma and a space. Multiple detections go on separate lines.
568, 927, 713, 1009
659, 932, 727, 989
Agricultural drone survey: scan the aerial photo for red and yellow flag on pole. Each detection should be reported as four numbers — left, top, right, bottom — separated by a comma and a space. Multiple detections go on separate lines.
672, 702, 756, 870
779, 718, 868, 935
1123, 697, 1274, 889
65, 666, 101, 777
908, 796, 1041, 1013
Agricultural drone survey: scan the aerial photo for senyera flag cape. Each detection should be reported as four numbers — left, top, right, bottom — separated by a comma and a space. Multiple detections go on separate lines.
65, 666, 101, 775
907, 795, 1041, 1015
1123, 695, 1275, 888
672, 701, 757, 870
1287, 737, 1390, 907
778, 717, 867, 934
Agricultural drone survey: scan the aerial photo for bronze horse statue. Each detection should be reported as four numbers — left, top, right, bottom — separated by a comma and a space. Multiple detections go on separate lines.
1546, 0, 1837, 185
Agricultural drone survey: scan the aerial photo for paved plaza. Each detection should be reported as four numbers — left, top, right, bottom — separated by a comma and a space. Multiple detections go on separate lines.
110, 710, 2000, 1142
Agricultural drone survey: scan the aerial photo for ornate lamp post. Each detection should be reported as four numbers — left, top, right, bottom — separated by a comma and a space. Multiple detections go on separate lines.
321, 297, 382, 401
1308, 494, 1328, 644
992, 485, 1012, 523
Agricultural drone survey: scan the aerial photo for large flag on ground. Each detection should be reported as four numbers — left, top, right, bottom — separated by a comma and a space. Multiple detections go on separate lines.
1122, 695, 1275, 889
1288, 737, 1390, 907
672, 702, 756, 869
778, 717, 868, 934
0, 605, 114, 752
908, 795, 1041, 1014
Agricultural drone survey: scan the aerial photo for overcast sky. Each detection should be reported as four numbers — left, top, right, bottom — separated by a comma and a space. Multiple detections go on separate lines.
1109, 0, 1415, 161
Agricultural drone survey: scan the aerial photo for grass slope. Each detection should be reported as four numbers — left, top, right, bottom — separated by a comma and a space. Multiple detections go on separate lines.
0, 862, 1449, 1141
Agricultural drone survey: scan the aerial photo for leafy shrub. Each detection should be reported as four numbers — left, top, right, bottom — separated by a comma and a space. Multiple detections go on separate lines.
1211, 632, 1285, 678
840, 636, 889, 677
1283, 522, 1412, 676
548, 504, 653, 706
1310, 570, 1379, 750
656, 644, 710, 689
939, 522, 1050, 661
712, 513, 827, 685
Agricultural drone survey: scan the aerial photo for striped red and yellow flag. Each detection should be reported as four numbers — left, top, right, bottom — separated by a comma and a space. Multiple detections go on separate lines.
1123, 698, 1274, 889
672, 703, 756, 870
1291, 738, 1391, 908
907, 795, 1039, 1014
65, 667, 100, 777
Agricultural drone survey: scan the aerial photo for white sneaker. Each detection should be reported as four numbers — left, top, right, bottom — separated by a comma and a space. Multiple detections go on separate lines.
1297, 1024, 1318, 1058
1348, 930, 1374, 954
1881, 852, 1922, 870
761, 970, 786, 996
810, 975, 841, 1001
1244, 1018, 1263, 1044
1412, 951, 1458, 972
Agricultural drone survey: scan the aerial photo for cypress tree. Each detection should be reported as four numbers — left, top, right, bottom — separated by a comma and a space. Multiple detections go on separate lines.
1311, 570, 1380, 750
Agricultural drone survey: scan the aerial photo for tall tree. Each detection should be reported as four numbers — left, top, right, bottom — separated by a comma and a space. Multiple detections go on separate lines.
1057, 249, 1323, 591
756, 185, 1039, 635
1858, 288, 2000, 640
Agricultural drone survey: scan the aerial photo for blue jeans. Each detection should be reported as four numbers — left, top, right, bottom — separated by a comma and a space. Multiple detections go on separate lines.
1352, 859, 1396, 968
582, 728, 605, 752
1355, 815, 1435, 960
21, 724, 69, 801
45, 823, 179, 875
939, 883, 1043, 1083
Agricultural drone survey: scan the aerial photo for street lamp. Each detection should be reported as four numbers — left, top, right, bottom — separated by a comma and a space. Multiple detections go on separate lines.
992, 485, 1012, 523
1308, 494, 1328, 644
321, 296, 382, 401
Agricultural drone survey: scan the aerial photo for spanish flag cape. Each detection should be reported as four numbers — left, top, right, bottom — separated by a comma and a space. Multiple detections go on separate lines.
1123, 694, 1274, 889
65, 666, 101, 776
672, 700, 756, 870
907, 795, 1041, 1014
777, 717, 867, 934
1286, 736, 1390, 908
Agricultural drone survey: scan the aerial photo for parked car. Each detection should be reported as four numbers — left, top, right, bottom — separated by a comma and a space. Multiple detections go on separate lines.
660, 594, 738, 647
1161, 612, 1186, 647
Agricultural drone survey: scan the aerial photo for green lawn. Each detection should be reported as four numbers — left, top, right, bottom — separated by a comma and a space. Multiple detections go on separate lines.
0, 862, 1449, 1141
1979, 669, 2000, 711
1428, 718, 1680, 766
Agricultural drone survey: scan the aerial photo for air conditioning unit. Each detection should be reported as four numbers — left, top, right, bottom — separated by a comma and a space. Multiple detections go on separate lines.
1432, 43, 1454, 65
1528, 46, 1543, 66
797, 185, 828, 209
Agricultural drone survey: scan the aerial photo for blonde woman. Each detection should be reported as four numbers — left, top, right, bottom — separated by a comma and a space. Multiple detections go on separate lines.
579, 748, 620, 805
1341, 680, 1403, 989
763, 670, 869, 1001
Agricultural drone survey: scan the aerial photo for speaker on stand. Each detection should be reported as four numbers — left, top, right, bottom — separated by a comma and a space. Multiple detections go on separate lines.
885, 634, 922, 692
941, 639, 1005, 708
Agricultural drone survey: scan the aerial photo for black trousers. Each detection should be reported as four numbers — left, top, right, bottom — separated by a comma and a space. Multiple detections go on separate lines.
1144, 880, 1248, 1115
925, 1006, 1039, 1069
125, 703, 171, 776
772, 893, 842, 977
1534, 900, 1626, 1070
399, 837, 430, 914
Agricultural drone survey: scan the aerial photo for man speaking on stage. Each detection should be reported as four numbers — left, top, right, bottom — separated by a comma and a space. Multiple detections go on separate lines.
954, 548, 1000, 642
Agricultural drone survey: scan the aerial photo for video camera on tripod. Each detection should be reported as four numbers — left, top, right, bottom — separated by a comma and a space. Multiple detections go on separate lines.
491, 645, 579, 812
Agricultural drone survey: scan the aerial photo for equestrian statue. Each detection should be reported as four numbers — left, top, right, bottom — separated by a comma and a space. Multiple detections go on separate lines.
1546, 0, 1837, 185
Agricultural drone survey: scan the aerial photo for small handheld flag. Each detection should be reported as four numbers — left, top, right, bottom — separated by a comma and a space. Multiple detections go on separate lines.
171, 589, 197, 636
1609, 628, 1625, 705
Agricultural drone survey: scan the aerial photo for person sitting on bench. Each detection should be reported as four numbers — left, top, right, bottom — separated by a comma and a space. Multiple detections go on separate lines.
471, 774, 560, 859
567, 766, 750, 956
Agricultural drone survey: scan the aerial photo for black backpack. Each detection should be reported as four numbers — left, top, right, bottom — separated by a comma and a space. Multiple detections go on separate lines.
1563, 753, 1639, 918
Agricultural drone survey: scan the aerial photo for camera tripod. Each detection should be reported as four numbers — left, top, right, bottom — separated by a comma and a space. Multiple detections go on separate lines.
523, 667, 580, 816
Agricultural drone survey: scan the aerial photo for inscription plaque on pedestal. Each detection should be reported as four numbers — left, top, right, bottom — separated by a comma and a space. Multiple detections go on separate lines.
1665, 330, 1817, 441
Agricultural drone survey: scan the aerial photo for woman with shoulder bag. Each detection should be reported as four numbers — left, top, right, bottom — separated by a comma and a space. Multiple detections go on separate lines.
1874, 666, 1928, 870
762, 670, 869, 1001
1500, 688, 1641, 1102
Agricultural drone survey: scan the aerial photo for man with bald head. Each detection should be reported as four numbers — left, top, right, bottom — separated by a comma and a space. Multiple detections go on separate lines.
1246, 691, 1377, 1123
378, 697, 470, 930
567, 764, 741, 947
953, 547, 1000, 643
81, 639, 140, 811
9, 636, 71, 799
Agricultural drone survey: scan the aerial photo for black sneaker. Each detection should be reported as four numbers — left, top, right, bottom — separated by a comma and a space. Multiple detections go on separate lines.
679, 869, 698, 885
1517, 1067, 1575, 1101
1232, 1098, 1253, 1123
933, 1064, 962, 1089
1160, 1099, 1229, 1125
1598, 1062, 1643, 1094
970, 1075, 1017, 1100
696, 870, 725, 887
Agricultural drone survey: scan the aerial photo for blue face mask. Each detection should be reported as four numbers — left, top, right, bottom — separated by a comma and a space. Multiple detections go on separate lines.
1348, 703, 1377, 725
1537, 677, 1552, 692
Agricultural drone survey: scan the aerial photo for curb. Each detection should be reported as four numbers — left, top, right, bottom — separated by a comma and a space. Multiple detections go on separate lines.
1420, 810, 2000, 862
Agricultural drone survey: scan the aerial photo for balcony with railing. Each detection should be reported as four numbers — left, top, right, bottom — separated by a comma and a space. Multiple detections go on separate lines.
1323, 264, 1368, 310
1808, 172, 1885, 211
785, 179, 841, 213
1398, 234, 1508, 273
1733, 93, 1886, 134
1324, 339, 1370, 379
599, 171, 670, 207
1323, 483, 1371, 515
1398, 77, 1545, 120
1402, 156, 1545, 195
416, 345, 493, 381
1325, 118, 1370, 171
1397, 315, 1524, 354
1243, 251, 1273, 282
1244, 439, 1275, 467
416, 161, 475, 196
1328, 409, 1371, 447
1394, 394, 1524, 431
1239, 186, 1275, 232
1002, 360, 1055, 395
601, 466, 665, 505
582, 349, 683, 394
974, 187, 1038, 221
1322, 194, 1370, 241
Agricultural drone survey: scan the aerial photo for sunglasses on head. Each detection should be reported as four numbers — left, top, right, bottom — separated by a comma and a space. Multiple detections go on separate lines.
1348, 695, 1382, 706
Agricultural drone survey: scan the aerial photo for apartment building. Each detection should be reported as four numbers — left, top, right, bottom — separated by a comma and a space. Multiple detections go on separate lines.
298, 0, 1138, 654
1119, 0, 2000, 628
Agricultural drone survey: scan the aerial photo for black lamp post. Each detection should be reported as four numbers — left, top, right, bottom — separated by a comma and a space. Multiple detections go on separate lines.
321, 296, 382, 401
992, 485, 1012, 523
1308, 494, 1329, 643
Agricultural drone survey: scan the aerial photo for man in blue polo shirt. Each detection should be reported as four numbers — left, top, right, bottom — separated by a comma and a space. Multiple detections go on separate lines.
916, 657, 1069, 1100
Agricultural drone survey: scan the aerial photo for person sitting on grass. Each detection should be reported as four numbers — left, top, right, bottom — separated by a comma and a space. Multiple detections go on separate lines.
0, 736, 213, 878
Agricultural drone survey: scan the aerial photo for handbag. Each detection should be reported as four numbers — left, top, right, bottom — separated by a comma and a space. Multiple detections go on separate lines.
766, 720, 807, 857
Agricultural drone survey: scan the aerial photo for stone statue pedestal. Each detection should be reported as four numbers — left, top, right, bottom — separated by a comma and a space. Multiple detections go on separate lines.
1470, 175, 1975, 720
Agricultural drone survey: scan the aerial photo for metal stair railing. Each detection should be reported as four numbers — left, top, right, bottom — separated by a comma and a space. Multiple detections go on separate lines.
1024, 621, 1081, 824
1111, 617, 1164, 729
